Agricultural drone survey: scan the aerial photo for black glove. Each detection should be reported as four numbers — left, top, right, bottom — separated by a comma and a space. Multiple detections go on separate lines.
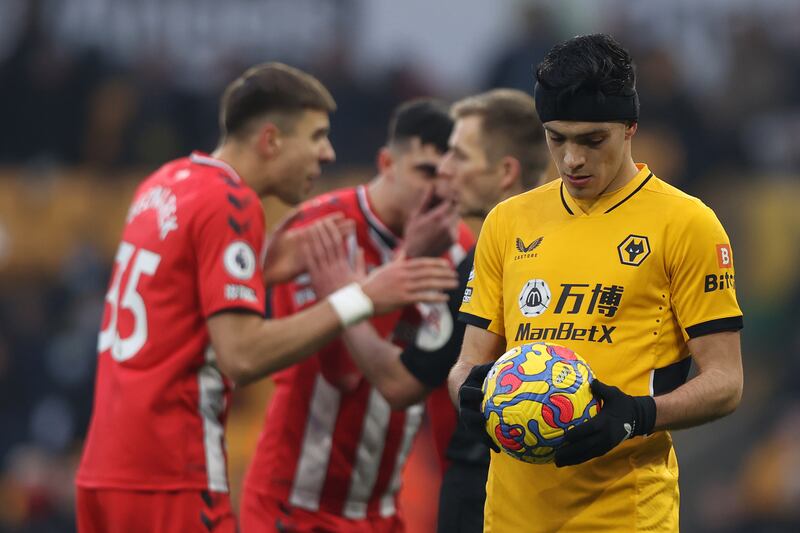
458, 362, 500, 453
554, 379, 656, 467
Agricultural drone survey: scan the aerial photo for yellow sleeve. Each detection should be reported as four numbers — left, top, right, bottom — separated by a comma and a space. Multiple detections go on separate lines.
458, 205, 506, 337
667, 203, 743, 339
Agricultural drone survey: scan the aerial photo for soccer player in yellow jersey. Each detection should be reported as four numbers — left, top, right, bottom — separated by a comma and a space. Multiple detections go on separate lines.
448, 34, 744, 532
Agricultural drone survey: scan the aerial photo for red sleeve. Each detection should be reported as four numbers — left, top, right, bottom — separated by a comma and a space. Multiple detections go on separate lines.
192, 186, 266, 317
457, 220, 477, 250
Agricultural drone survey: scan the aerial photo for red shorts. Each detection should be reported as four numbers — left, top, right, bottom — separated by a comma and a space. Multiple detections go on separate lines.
76, 487, 236, 533
240, 490, 404, 533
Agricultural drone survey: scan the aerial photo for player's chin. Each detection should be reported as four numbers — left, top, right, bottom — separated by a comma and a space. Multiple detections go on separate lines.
562, 181, 595, 199
290, 176, 315, 202
281, 188, 307, 207
304, 172, 320, 192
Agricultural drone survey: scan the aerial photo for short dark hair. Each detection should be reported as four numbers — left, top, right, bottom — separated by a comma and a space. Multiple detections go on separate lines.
387, 98, 453, 153
220, 62, 336, 139
535, 34, 636, 104
452, 89, 548, 189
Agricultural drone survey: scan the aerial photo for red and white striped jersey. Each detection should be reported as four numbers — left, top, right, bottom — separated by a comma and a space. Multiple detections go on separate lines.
76, 152, 266, 492
243, 185, 473, 520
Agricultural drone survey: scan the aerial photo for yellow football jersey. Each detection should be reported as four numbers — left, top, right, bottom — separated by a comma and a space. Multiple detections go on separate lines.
460, 164, 742, 532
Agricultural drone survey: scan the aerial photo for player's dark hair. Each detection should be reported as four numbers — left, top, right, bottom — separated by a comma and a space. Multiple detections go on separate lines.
537, 33, 636, 98
534, 34, 638, 124
452, 89, 548, 189
220, 62, 336, 139
387, 98, 453, 153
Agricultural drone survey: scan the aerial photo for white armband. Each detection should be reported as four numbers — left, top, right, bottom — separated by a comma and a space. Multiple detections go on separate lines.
327, 282, 374, 327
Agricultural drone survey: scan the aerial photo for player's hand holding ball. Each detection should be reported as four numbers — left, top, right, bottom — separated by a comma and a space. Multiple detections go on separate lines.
478, 342, 600, 464
468, 342, 657, 466
459, 362, 502, 452
554, 380, 656, 467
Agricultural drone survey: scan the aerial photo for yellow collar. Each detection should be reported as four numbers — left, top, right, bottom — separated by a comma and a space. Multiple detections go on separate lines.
561, 163, 653, 217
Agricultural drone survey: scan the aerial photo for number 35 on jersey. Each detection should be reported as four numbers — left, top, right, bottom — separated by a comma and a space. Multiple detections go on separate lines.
98, 241, 161, 362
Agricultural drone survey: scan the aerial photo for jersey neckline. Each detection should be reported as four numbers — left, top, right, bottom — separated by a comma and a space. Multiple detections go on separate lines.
560, 163, 653, 217
190, 151, 243, 183
356, 185, 400, 248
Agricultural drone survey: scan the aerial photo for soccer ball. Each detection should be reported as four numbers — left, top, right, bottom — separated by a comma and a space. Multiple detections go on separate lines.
481, 342, 599, 464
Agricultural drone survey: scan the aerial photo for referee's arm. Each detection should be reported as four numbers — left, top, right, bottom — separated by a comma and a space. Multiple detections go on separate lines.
447, 325, 506, 406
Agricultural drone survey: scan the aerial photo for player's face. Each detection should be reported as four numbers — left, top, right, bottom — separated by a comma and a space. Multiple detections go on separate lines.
273, 109, 335, 205
390, 138, 450, 221
544, 121, 635, 200
438, 116, 501, 218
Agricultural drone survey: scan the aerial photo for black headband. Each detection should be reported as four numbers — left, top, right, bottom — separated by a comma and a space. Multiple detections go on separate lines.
534, 82, 639, 123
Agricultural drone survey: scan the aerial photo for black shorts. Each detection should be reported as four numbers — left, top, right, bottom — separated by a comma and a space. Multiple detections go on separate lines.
437, 462, 488, 533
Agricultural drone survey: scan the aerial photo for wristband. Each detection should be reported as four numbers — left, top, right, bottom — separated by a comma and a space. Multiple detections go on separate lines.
327, 282, 374, 327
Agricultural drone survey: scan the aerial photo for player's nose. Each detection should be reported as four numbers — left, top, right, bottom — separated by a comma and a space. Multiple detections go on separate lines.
320, 139, 336, 164
563, 147, 585, 171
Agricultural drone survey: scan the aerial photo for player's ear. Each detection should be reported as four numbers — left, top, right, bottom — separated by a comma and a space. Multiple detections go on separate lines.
377, 147, 394, 177
256, 122, 282, 158
624, 121, 638, 141
498, 156, 522, 192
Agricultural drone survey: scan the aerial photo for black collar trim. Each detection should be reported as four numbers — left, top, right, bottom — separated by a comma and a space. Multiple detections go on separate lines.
604, 173, 653, 213
560, 183, 574, 215
356, 186, 397, 249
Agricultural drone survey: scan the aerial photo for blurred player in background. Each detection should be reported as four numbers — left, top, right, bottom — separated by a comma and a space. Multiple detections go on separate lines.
452, 34, 744, 532
433, 89, 549, 532
75, 63, 457, 533
240, 99, 473, 533
309, 89, 549, 533
324, 88, 550, 533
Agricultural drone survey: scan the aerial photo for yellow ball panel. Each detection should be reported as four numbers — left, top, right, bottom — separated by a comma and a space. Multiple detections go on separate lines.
491, 380, 549, 407
517, 346, 552, 376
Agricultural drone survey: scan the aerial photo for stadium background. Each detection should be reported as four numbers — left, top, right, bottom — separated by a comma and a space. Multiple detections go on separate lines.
1, 0, 799, 531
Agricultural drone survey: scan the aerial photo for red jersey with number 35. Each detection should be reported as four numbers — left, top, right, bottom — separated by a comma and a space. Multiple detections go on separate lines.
76, 152, 266, 492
